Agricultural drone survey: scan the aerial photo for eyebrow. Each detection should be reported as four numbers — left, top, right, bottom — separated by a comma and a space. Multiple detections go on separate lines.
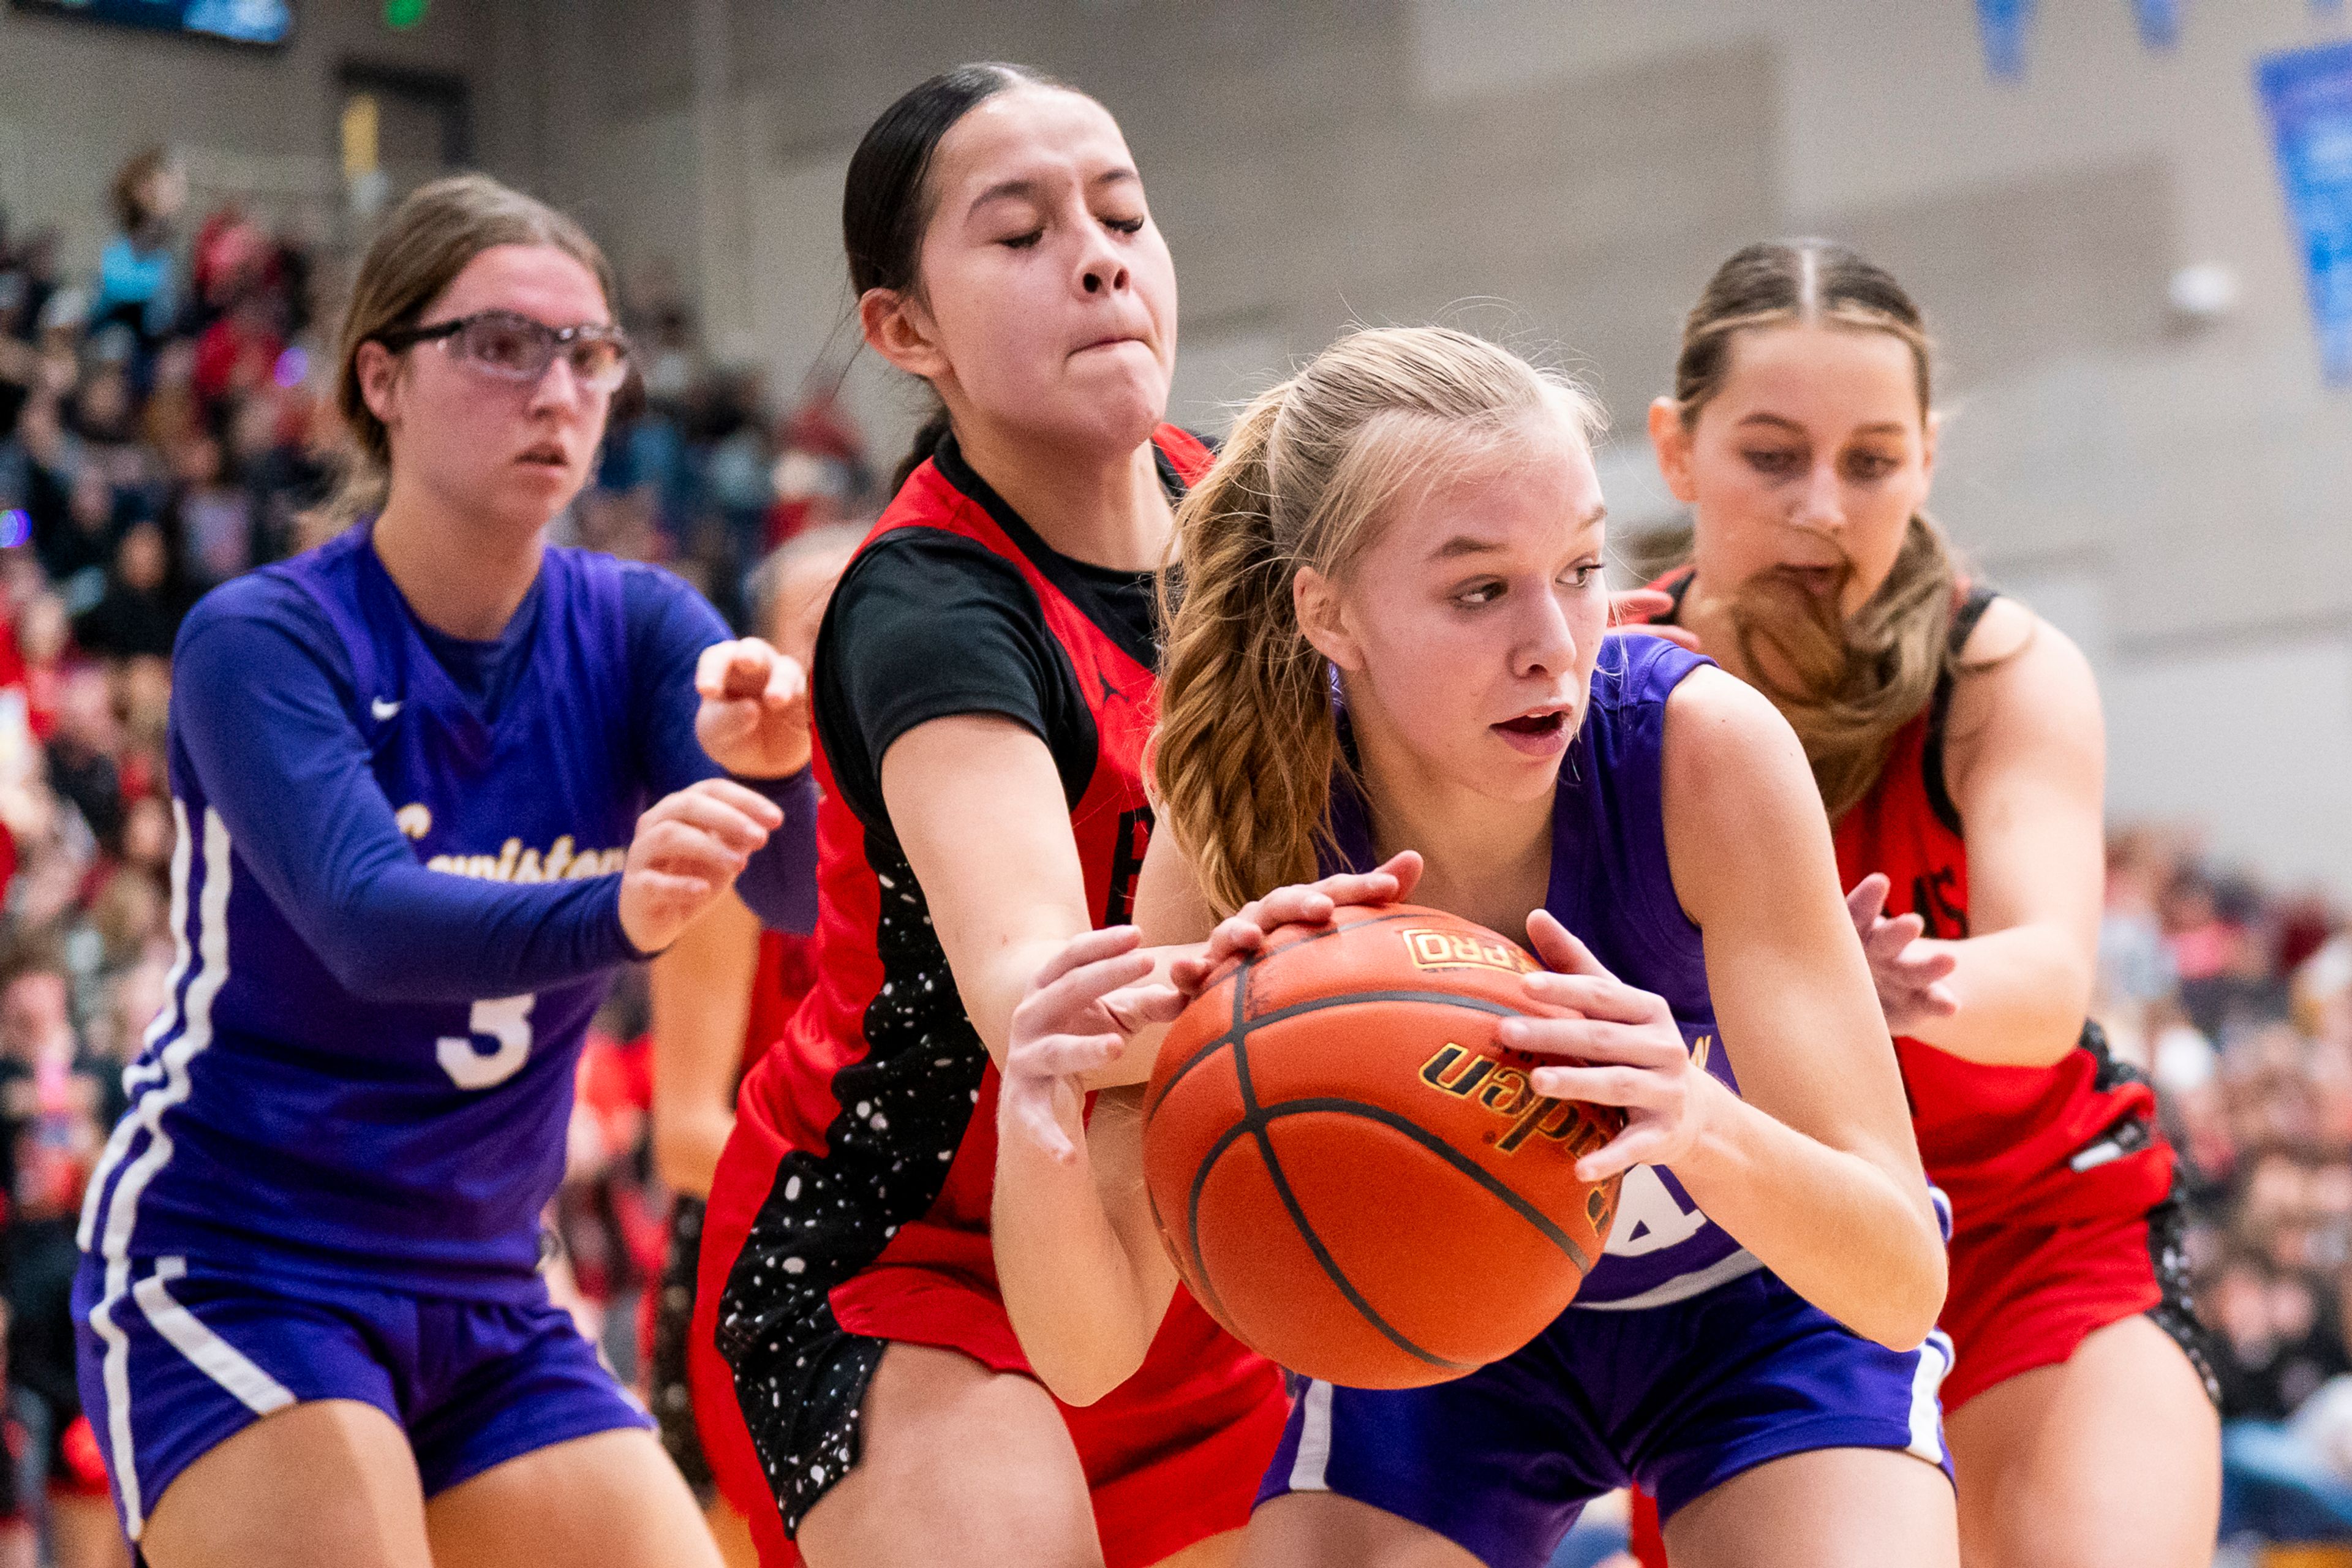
969, 166, 1139, 216
1429, 504, 1608, 559
1735, 412, 1910, 437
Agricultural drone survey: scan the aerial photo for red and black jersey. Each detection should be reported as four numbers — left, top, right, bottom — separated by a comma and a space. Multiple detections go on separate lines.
707, 427, 1278, 1542
1635, 569, 2172, 1235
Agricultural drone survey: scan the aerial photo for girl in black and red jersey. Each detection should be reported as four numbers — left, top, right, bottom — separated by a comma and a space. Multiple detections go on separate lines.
1631, 240, 2219, 1567
688, 64, 1386, 1568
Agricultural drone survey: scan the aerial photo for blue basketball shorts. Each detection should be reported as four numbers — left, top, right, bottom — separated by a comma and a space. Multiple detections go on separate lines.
71, 1251, 649, 1544
1257, 1265, 1954, 1568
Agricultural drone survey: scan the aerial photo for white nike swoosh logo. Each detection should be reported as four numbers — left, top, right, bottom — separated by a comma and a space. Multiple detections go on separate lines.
371, 698, 403, 720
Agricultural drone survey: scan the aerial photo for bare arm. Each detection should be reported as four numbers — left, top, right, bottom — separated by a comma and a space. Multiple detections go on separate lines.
648, 889, 761, 1199
1901, 603, 2104, 1068
1528, 669, 1943, 1349
881, 713, 1101, 1068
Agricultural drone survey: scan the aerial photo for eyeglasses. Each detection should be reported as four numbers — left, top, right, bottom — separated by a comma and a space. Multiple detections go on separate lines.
374, 310, 632, 393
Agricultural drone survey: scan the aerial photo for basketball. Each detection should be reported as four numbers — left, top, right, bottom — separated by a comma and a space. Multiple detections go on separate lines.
1142, 902, 1626, 1390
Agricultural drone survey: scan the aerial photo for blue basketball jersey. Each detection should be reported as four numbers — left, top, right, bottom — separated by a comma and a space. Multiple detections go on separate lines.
1327, 634, 1751, 1309
80, 527, 649, 1303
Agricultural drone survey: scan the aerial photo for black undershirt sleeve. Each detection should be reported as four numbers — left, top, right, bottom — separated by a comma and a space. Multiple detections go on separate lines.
813, 531, 1093, 832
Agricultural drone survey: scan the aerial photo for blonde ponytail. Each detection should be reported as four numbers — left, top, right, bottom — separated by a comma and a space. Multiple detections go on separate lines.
1153, 390, 1341, 918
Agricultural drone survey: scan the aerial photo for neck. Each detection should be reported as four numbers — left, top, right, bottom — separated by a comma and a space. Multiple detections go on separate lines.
1351, 704, 1555, 935
371, 483, 545, 641
953, 419, 1170, 571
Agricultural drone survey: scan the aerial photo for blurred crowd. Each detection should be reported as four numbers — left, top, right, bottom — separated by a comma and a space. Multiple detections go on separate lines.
0, 148, 877, 1566
2101, 830, 2352, 1550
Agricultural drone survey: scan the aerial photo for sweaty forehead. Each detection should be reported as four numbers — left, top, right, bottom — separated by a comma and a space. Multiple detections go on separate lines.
429, 243, 611, 327
932, 88, 1133, 205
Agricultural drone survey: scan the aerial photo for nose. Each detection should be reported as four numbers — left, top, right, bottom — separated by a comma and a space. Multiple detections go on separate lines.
1795, 456, 1845, 532
1074, 225, 1131, 300
526, 351, 589, 416
1515, 582, 1581, 682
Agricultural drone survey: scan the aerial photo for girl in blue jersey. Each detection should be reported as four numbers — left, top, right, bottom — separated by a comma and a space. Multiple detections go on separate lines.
72, 175, 818, 1568
989, 327, 1957, 1568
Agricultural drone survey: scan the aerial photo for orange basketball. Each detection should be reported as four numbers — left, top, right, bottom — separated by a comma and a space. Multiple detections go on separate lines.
1142, 903, 1626, 1390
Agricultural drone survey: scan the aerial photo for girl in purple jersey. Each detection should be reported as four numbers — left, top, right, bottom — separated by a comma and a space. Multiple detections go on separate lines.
72, 176, 815, 1568
987, 327, 1956, 1568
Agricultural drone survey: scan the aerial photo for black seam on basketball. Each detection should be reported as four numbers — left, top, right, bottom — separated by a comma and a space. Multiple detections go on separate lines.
1194, 1030, 1468, 1382
1147, 989, 1531, 1117
1255, 1097, 1597, 1275
1181, 1118, 1260, 1337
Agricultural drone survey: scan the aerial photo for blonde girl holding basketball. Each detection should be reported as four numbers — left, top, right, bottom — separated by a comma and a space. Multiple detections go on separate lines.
992, 325, 1956, 1568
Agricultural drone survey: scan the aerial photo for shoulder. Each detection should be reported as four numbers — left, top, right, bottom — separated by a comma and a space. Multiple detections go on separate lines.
834, 527, 1040, 620
175, 565, 340, 664
1657, 666, 1830, 917
1945, 595, 2101, 781
1660, 663, 1802, 779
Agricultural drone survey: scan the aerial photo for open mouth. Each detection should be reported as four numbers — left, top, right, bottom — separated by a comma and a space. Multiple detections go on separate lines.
518, 446, 568, 469
1491, 704, 1575, 756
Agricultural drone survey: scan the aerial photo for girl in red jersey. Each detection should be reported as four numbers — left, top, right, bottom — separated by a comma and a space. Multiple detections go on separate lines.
688, 64, 1374, 1568
1634, 240, 2219, 1566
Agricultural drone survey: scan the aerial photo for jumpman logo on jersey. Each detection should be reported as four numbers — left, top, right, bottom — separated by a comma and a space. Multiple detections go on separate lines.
1098, 673, 1133, 709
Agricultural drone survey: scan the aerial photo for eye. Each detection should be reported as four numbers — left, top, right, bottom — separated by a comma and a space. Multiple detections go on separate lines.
1561, 562, 1602, 589
1743, 448, 1803, 477
1102, 215, 1147, 235
1000, 228, 1044, 251
1454, 579, 1506, 608
1843, 452, 1899, 481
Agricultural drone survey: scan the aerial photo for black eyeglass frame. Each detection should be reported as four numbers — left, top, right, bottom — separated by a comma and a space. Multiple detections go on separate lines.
371, 309, 633, 388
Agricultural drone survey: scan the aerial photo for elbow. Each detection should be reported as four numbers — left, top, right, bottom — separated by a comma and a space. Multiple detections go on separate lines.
1029, 1346, 1141, 1409
1860, 1229, 1949, 1353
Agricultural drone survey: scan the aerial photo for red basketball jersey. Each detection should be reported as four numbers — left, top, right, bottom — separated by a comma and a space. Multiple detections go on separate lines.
1634, 570, 2172, 1234
727, 421, 1272, 1393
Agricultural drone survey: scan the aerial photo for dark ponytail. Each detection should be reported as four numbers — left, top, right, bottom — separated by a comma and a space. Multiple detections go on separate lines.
843, 62, 1059, 491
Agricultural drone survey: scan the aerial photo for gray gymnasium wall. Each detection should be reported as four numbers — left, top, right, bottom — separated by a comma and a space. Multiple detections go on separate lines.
549, 0, 2352, 892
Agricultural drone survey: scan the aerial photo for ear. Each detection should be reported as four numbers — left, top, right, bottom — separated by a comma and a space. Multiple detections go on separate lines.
1292, 565, 1363, 673
356, 340, 404, 434
1648, 397, 1698, 504
858, 287, 950, 382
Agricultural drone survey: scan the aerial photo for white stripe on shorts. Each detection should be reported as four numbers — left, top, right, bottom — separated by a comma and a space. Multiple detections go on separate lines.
132, 1258, 295, 1419
1907, 1330, 1955, 1465
83, 804, 233, 1539
1289, 1379, 1335, 1492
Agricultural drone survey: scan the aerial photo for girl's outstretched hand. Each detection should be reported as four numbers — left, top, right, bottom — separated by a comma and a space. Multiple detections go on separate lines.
1000, 927, 1187, 1163
1169, 851, 1425, 1000
1843, 872, 1961, 1036
694, 637, 812, 778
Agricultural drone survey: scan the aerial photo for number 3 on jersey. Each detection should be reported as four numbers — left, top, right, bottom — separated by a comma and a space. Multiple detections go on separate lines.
439, 993, 536, 1089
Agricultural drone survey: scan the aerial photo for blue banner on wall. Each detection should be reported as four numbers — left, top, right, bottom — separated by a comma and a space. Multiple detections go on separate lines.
2133, 0, 2181, 50
2258, 41, 2352, 385
1977, 0, 2034, 80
